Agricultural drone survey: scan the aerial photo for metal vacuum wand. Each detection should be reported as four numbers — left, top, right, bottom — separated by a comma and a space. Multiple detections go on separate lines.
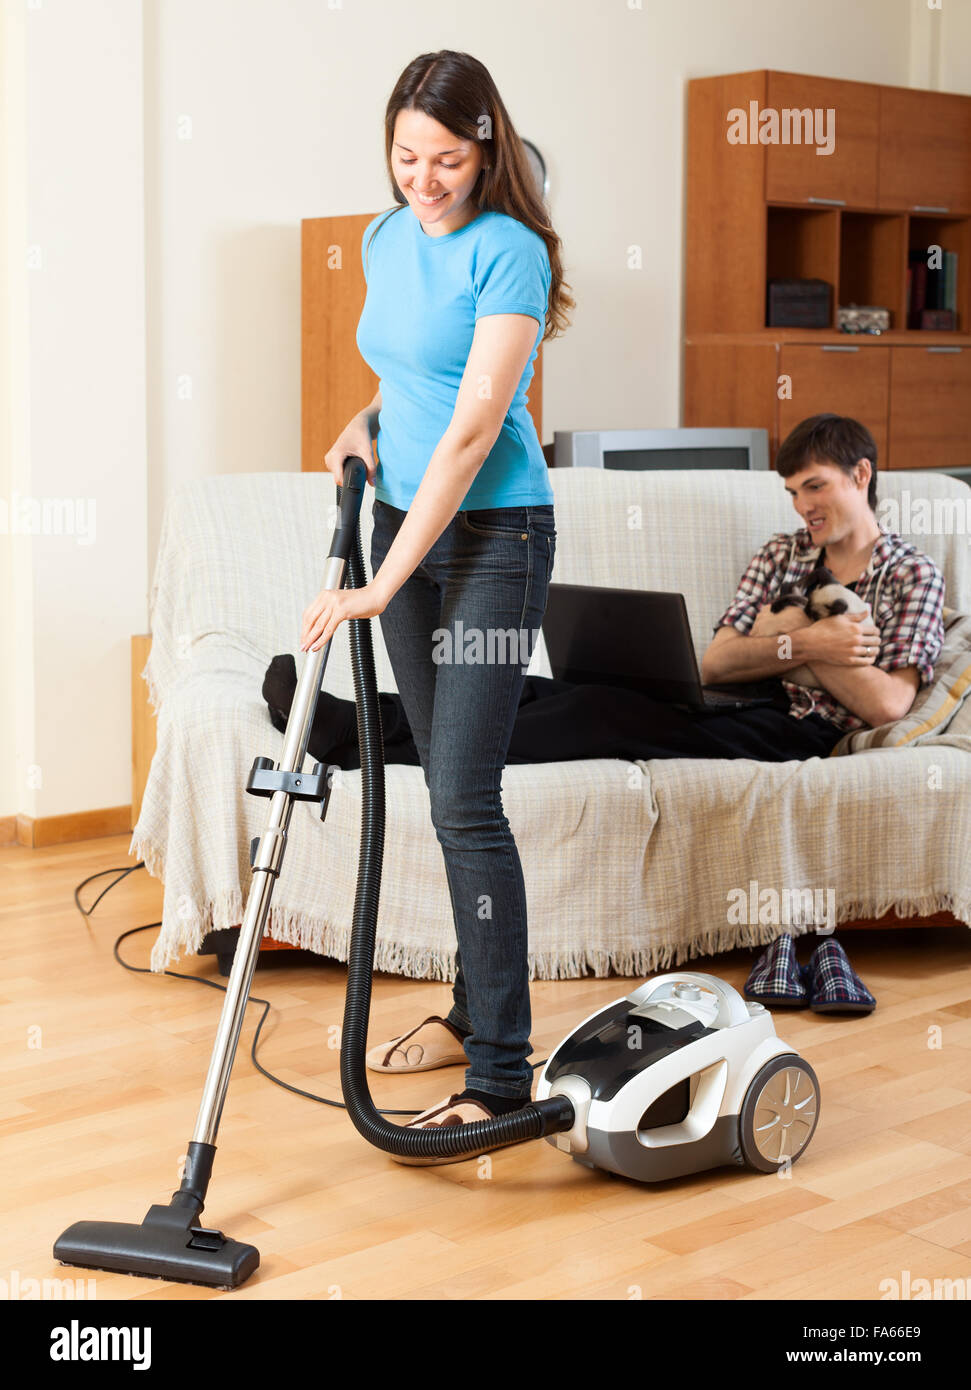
189, 520, 356, 1149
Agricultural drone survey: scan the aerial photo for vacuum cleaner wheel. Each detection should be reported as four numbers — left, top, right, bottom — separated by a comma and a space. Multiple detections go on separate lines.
738, 1054, 820, 1173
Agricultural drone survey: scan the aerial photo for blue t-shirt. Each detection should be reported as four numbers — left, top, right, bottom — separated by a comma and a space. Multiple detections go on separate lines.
355, 205, 554, 511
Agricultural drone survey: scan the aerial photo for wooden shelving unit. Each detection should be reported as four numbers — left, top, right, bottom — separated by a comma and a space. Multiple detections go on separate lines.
683, 70, 971, 474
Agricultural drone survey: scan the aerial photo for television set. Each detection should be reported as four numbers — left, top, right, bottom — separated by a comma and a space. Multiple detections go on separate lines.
551, 428, 769, 472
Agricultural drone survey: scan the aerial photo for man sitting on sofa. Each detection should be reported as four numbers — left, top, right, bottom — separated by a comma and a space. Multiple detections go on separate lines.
262, 413, 945, 767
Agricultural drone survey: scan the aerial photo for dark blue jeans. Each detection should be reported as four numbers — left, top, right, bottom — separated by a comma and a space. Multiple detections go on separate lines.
369, 498, 556, 1099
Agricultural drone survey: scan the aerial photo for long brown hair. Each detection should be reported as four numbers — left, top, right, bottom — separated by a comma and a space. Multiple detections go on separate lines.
365, 50, 574, 343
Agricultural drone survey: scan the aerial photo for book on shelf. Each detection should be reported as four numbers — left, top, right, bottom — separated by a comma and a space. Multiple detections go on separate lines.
908, 249, 958, 329
907, 251, 928, 328
920, 309, 956, 330
943, 251, 958, 315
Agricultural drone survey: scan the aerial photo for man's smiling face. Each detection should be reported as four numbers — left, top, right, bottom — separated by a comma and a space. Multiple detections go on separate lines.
783, 457, 873, 547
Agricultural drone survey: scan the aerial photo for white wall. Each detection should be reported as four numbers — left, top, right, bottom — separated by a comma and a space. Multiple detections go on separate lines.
0, 0, 31, 824
1, 0, 147, 822
5, 0, 969, 822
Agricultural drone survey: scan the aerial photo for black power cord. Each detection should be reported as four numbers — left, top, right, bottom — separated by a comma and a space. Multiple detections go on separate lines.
74, 863, 547, 1117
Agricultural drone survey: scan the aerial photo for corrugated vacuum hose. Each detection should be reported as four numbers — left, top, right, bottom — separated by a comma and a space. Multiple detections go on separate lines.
339, 464, 575, 1158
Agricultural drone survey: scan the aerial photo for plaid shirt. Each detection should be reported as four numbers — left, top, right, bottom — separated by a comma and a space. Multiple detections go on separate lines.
714, 526, 946, 733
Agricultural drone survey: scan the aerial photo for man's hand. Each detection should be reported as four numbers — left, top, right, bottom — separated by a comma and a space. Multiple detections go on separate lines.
801, 609, 881, 667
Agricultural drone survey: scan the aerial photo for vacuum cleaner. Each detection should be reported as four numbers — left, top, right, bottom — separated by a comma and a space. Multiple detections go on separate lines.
53, 456, 820, 1290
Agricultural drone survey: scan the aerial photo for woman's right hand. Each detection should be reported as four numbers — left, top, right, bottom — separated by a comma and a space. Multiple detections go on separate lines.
324, 414, 376, 489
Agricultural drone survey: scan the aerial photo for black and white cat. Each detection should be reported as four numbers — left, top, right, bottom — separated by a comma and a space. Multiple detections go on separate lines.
769, 564, 871, 687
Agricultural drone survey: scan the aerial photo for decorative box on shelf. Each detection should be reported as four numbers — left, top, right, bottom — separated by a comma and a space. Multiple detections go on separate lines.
837, 304, 891, 334
767, 278, 831, 328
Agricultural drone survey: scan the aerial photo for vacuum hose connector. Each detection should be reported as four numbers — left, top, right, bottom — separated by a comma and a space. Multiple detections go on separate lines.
336, 477, 575, 1158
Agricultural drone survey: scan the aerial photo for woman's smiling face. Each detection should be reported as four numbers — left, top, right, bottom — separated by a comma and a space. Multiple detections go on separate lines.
392, 109, 485, 235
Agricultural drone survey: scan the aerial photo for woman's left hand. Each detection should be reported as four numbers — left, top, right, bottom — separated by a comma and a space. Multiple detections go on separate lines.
300, 582, 387, 652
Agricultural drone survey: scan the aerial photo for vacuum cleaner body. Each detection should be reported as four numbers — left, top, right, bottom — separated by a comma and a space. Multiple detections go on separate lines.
535, 972, 819, 1182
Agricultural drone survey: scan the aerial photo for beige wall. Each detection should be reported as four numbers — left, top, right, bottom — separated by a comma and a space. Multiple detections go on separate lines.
3, 0, 968, 821
910, 0, 971, 91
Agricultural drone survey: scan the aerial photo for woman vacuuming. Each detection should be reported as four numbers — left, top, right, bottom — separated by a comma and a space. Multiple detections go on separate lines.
296, 50, 574, 1161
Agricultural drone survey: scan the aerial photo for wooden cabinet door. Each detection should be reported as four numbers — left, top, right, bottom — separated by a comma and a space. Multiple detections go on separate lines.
683, 342, 780, 452
878, 88, 971, 213
888, 346, 971, 469
765, 73, 879, 207
777, 344, 889, 465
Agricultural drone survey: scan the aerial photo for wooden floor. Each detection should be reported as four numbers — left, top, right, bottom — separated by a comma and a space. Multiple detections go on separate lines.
4, 832, 971, 1302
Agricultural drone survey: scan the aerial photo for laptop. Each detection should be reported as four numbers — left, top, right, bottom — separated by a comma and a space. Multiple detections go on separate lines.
541, 582, 782, 713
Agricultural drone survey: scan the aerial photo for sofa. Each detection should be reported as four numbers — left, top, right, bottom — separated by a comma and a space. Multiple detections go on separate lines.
131, 467, 971, 980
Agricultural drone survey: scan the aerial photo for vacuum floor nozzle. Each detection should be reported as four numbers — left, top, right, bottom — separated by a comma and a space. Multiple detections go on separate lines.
54, 1203, 259, 1290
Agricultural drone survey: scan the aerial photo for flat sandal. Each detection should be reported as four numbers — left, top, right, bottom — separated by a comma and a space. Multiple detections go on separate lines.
390, 1093, 525, 1167
365, 1015, 468, 1074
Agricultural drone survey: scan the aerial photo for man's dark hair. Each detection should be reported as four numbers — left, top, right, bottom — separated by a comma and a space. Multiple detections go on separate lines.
775, 414, 878, 511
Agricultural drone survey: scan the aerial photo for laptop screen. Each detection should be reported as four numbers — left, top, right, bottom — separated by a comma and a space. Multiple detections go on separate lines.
541, 583, 705, 704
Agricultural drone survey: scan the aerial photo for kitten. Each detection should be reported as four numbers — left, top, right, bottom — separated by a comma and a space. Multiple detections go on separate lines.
769, 564, 871, 687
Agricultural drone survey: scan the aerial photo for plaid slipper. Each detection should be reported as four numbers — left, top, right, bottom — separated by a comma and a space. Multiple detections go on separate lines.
804, 938, 876, 1014
743, 933, 808, 1007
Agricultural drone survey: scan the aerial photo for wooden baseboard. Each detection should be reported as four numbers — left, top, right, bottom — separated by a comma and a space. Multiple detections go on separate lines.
1, 805, 133, 848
